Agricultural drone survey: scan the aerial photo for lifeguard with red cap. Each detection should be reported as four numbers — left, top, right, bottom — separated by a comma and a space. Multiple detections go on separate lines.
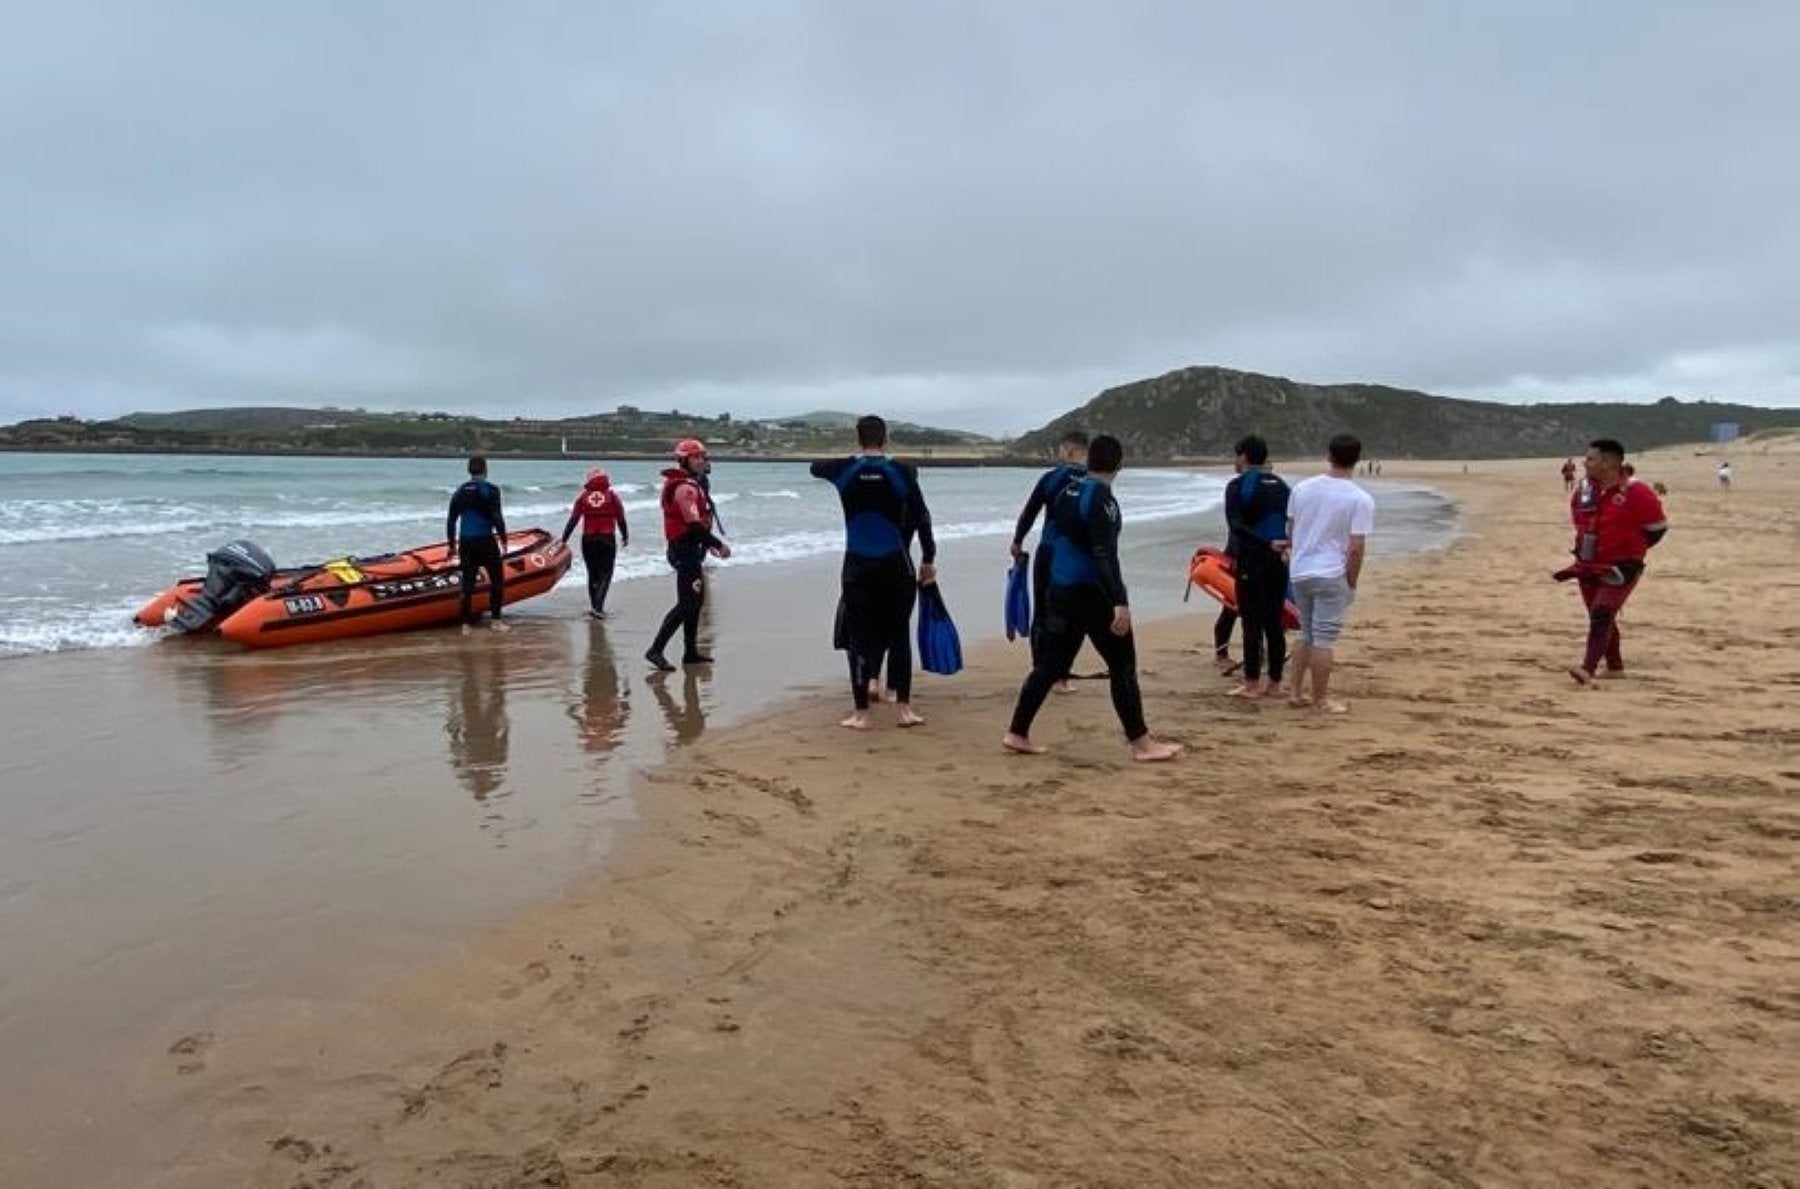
559, 467, 630, 619
646, 439, 730, 671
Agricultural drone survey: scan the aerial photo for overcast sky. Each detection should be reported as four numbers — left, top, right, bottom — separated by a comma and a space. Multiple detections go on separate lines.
3, 2, 1796, 434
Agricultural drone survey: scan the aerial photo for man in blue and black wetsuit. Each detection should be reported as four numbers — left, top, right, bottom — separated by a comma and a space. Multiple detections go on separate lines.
1003, 435, 1180, 763
447, 455, 509, 633
1010, 429, 1089, 689
811, 415, 936, 730
1224, 434, 1291, 698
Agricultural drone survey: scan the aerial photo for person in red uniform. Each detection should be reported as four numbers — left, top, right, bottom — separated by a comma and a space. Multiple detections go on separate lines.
646, 439, 730, 671
1556, 438, 1668, 685
559, 468, 630, 619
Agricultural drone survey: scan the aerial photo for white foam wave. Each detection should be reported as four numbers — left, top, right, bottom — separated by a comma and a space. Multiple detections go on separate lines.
0, 499, 577, 547
0, 600, 159, 658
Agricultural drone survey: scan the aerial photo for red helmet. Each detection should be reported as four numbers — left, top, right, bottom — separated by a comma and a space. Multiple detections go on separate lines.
674, 438, 708, 461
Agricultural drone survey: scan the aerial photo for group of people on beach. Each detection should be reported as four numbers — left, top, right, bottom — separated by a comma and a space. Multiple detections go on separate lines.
444, 423, 1674, 761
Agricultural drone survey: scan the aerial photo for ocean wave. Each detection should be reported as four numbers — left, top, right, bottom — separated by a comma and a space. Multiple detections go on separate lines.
0, 600, 159, 658
0, 499, 578, 547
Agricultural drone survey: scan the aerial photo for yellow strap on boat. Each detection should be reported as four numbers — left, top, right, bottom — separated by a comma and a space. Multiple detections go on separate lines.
325, 559, 364, 583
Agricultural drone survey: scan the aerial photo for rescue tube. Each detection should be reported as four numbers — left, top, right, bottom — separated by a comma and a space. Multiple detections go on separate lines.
135, 530, 571, 648
1187, 547, 1301, 631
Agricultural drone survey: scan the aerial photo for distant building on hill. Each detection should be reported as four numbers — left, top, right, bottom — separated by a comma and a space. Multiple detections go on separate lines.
1711, 421, 1741, 443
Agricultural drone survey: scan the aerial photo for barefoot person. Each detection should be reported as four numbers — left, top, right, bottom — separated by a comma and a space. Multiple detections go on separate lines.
646, 439, 729, 671
1557, 438, 1668, 685
1279, 434, 1374, 714
1010, 429, 1089, 691
1224, 435, 1291, 698
811, 415, 936, 730
447, 455, 509, 634
1003, 435, 1181, 762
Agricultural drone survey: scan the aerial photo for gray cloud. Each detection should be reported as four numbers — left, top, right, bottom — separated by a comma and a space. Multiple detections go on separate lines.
4, 1, 1797, 433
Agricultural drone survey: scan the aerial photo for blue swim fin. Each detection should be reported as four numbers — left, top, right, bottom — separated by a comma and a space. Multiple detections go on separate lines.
917, 582, 963, 675
1004, 554, 1031, 641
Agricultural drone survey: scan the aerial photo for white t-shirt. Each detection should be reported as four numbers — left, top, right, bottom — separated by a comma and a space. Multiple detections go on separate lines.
1286, 474, 1376, 581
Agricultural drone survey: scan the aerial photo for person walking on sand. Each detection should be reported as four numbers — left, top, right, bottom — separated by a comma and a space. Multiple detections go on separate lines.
1717, 460, 1733, 489
1561, 457, 1578, 491
1277, 434, 1374, 714
1556, 438, 1668, 685
1224, 435, 1291, 699
812, 415, 937, 730
447, 455, 509, 634
1010, 429, 1089, 691
560, 467, 630, 619
646, 439, 729, 671
1003, 435, 1181, 762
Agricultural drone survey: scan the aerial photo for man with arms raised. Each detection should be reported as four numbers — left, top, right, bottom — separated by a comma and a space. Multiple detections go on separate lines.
1002, 435, 1181, 762
1279, 434, 1374, 714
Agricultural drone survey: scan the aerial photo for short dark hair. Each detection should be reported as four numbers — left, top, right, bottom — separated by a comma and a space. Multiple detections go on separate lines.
1234, 434, 1269, 466
856, 415, 888, 449
1087, 434, 1124, 474
467, 455, 488, 476
1058, 429, 1091, 450
1590, 438, 1625, 462
1327, 434, 1362, 469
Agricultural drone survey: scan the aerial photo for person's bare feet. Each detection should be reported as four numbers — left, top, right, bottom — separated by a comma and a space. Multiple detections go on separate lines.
1315, 699, 1349, 715
1128, 736, 1183, 762
1567, 666, 1594, 687
896, 705, 925, 728
1227, 682, 1268, 699
1001, 732, 1045, 755
840, 711, 871, 730
488, 619, 510, 633
1054, 679, 1076, 694
1287, 694, 1314, 709
1214, 654, 1239, 675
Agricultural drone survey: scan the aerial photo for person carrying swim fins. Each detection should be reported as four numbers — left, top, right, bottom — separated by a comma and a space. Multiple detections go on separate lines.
646, 439, 730, 671
811, 414, 936, 730
1002, 435, 1181, 762
1010, 429, 1089, 690
1224, 434, 1291, 698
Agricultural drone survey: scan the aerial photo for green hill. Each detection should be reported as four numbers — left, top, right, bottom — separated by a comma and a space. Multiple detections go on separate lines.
1012, 366, 1800, 460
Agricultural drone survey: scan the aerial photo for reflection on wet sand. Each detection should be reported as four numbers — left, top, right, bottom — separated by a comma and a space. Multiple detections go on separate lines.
568, 623, 628, 756
445, 639, 511, 801
649, 668, 710, 744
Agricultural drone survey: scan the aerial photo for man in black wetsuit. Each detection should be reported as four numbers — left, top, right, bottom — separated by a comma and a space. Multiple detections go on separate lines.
1002, 435, 1181, 763
811, 415, 936, 730
1010, 429, 1088, 690
1224, 434, 1291, 698
447, 455, 509, 633
646, 438, 730, 671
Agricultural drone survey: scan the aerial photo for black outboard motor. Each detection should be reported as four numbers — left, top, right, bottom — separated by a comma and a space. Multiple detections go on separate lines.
168, 539, 278, 633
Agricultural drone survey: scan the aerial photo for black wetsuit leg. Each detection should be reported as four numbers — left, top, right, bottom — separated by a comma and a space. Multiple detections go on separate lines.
651, 543, 706, 660
1010, 586, 1146, 740
582, 533, 617, 614
1213, 606, 1237, 657
459, 536, 503, 624
842, 555, 915, 708
1030, 543, 1079, 678
1237, 558, 1288, 683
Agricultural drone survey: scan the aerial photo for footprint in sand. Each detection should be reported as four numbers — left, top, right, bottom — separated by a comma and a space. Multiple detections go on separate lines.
168, 1031, 214, 1075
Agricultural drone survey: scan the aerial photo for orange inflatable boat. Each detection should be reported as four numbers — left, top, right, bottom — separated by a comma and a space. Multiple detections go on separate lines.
134, 530, 571, 648
1188, 547, 1301, 631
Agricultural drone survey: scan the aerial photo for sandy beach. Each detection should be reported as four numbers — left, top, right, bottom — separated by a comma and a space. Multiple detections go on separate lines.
12, 443, 1800, 1187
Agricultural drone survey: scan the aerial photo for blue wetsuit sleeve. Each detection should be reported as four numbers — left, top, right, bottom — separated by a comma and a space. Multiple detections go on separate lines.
810, 459, 845, 482
446, 486, 466, 546
1224, 474, 1256, 543
490, 485, 506, 539
1090, 488, 1128, 606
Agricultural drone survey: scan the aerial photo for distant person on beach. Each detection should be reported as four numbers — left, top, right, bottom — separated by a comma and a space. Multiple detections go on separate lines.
560, 468, 630, 619
1277, 433, 1374, 714
646, 439, 729, 671
447, 455, 509, 634
1224, 434, 1291, 699
812, 415, 936, 730
1561, 458, 1578, 491
1717, 460, 1733, 489
1557, 438, 1668, 685
1003, 434, 1182, 762
1011, 429, 1090, 691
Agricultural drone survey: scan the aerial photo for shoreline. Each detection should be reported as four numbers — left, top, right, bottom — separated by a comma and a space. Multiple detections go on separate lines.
12, 451, 1798, 1187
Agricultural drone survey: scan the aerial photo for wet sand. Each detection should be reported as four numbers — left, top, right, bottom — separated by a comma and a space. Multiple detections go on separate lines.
176, 443, 1799, 1189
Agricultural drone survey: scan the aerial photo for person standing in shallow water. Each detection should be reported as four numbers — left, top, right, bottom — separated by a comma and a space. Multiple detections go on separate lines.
646, 439, 729, 671
447, 455, 508, 634
812, 414, 936, 730
560, 467, 629, 619
1002, 434, 1182, 763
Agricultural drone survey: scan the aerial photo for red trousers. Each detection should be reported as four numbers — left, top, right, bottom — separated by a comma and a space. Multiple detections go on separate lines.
1577, 573, 1639, 674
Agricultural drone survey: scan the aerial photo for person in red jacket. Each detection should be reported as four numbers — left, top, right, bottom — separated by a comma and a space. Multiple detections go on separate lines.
1556, 438, 1669, 685
560, 468, 630, 619
646, 439, 730, 671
